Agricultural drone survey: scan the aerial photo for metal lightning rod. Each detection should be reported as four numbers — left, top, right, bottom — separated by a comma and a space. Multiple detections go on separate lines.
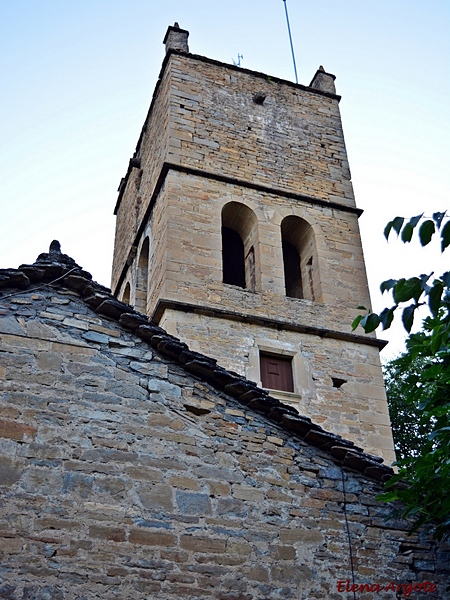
282, 0, 298, 84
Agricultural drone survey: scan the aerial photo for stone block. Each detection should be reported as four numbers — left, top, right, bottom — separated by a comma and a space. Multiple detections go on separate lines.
0, 456, 23, 486
270, 544, 296, 560
62, 472, 94, 497
129, 529, 176, 547
166, 475, 202, 490
90, 323, 121, 337
271, 563, 312, 583
176, 491, 212, 515
0, 316, 24, 335
0, 419, 36, 441
138, 484, 174, 511
279, 527, 324, 544
217, 498, 247, 517
180, 535, 226, 553
89, 525, 126, 542
231, 485, 264, 502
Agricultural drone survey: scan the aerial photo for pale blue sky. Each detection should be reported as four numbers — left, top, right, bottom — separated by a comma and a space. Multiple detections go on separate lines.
1, 1, 449, 357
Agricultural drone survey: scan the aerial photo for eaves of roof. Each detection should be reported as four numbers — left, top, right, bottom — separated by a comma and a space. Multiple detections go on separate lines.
0, 244, 394, 484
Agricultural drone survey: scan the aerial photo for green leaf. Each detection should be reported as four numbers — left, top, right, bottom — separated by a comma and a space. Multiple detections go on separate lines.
392, 279, 406, 302
384, 221, 394, 240
351, 315, 363, 331
419, 220, 435, 246
430, 331, 445, 355
401, 214, 424, 243
402, 304, 416, 332
379, 307, 395, 330
393, 278, 422, 304
360, 312, 380, 333
401, 222, 414, 243
432, 212, 446, 228
409, 214, 424, 228
428, 427, 450, 441
377, 490, 399, 503
428, 282, 444, 317
441, 221, 450, 252
392, 216, 405, 236
380, 279, 397, 294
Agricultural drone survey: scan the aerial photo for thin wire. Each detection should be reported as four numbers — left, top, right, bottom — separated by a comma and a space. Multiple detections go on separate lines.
341, 466, 357, 600
0, 267, 80, 301
282, 0, 298, 84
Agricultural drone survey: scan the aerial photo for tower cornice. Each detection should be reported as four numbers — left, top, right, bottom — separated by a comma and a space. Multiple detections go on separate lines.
152, 298, 387, 350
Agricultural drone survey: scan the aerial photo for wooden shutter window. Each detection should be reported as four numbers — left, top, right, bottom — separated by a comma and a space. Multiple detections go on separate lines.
260, 353, 294, 393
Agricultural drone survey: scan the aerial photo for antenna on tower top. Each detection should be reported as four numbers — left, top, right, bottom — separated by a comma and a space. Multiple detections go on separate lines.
282, 0, 298, 84
232, 54, 244, 67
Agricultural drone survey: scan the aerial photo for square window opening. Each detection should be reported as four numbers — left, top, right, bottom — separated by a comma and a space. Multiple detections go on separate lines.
260, 352, 294, 393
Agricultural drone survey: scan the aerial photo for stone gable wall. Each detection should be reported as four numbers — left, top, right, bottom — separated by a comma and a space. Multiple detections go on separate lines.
1, 287, 448, 599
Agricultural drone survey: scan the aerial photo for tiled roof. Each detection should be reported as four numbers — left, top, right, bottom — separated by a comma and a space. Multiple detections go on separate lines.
0, 242, 394, 483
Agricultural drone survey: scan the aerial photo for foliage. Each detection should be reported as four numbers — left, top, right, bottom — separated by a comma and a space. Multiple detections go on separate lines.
382, 355, 434, 461
381, 319, 450, 539
352, 212, 450, 540
352, 212, 450, 335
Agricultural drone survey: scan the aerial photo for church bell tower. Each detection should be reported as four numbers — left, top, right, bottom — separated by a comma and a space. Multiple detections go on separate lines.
111, 23, 396, 464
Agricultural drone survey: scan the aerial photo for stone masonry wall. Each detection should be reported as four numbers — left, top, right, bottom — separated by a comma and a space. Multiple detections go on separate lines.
159, 309, 395, 465
1, 286, 448, 599
165, 54, 354, 207
112, 50, 356, 294
148, 170, 372, 331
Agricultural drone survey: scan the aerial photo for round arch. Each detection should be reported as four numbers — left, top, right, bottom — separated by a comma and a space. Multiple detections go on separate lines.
280, 215, 321, 302
221, 202, 259, 291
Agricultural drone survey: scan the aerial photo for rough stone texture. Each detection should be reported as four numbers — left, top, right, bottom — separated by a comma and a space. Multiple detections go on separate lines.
110, 35, 395, 463
0, 275, 449, 599
112, 51, 356, 294
159, 309, 394, 458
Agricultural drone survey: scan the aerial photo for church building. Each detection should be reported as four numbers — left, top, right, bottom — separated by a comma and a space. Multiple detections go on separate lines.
0, 23, 448, 599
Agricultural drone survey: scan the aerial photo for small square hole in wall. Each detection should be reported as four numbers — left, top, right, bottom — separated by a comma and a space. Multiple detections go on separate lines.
260, 353, 294, 393
331, 377, 346, 389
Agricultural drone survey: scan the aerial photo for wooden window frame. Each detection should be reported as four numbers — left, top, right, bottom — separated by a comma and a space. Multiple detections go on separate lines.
260, 352, 294, 393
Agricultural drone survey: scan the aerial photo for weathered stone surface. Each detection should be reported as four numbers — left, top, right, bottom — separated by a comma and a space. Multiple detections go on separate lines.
63, 273, 93, 291
96, 298, 133, 319
109, 33, 395, 465
0, 456, 23, 486
118, 312, 149, 330
0, 419, 36, 442
0, 269, 30, 289
2, 284, 444, 598
0, 28, 448, 599
0, 316, 24, 335
18, 266, 45, 282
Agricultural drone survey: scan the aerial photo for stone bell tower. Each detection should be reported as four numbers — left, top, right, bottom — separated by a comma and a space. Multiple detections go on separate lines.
111, 23, 396, 464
